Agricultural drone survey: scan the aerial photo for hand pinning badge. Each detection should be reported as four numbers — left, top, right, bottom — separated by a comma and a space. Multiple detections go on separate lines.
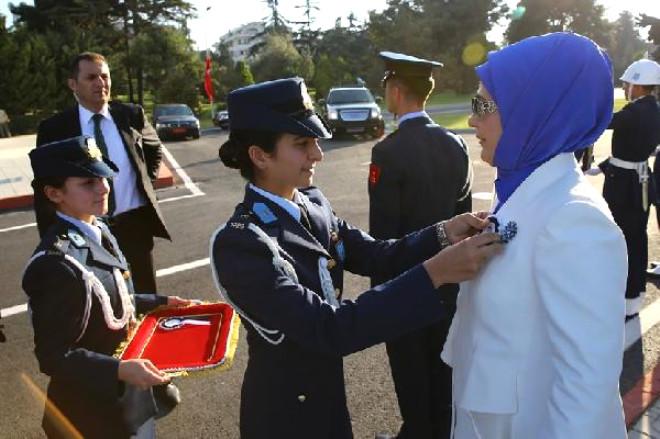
486, 215, 518, 244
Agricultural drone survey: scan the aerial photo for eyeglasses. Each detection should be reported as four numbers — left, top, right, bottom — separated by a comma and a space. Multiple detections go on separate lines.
471, 95, 498, 118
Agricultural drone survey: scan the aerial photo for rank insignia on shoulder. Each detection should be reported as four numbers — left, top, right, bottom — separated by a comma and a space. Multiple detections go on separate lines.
230, 222, 245, 230
252, 203, 277, 224
68, 230, 86, 247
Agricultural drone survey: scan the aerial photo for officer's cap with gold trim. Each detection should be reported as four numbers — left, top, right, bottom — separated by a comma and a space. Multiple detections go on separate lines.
228, 77, 331, 139
29, 136, 118, 179
380, 51, 443, 86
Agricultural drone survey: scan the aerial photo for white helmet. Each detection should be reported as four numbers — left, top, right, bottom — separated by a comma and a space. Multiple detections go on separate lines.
620, 59, 660, 85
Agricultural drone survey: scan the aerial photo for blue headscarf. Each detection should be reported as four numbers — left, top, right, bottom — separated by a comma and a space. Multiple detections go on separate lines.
476, 32, 613, 210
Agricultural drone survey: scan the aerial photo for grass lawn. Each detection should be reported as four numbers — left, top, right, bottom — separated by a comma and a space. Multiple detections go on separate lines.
427, 92, 471, 106
432, 97, 630, 131
432, 113, 471, 130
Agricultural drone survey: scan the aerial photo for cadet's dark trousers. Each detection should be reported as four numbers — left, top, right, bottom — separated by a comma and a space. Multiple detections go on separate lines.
109, 206, 157, 294
386, 304, 455, 439
603, 169, 649, 298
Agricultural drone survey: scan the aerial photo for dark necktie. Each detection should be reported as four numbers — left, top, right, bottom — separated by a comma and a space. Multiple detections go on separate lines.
92, 114, 116, 215
297, 202, 313, 234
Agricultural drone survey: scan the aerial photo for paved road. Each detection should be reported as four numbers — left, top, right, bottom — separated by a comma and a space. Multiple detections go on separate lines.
1, 131, 658, 438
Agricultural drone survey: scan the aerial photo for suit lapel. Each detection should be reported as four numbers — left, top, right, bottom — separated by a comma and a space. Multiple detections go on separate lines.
244, 187, 331, 259
297, 194, 330, 249
61, 220, 127, 270
109, 103, 140, 170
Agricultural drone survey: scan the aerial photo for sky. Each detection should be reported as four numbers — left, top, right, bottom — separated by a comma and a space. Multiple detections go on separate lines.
2, 0, 659, 49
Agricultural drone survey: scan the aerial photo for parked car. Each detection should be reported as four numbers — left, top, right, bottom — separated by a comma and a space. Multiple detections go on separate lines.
213, 110, 230, 129
320, 86, 385, 139
153, 104, 200, 140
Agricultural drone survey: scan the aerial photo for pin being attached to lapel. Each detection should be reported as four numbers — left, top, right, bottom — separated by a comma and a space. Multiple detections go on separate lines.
486, 215, 518, 244
252, 202, 277, 224
68, 229, 87, 247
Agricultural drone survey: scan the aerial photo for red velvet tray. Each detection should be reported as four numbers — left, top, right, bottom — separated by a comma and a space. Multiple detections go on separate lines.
116, 303, 240, 376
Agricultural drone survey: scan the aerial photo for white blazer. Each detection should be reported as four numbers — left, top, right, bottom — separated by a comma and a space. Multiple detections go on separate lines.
442, 153, 628, 438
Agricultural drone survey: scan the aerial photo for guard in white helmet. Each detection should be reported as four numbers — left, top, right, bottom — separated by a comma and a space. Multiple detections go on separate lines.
599, 58, 660, 317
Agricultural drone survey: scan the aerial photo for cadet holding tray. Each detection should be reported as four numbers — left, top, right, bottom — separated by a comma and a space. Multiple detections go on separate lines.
22, 137, 193, 439
210, 77, 505, 439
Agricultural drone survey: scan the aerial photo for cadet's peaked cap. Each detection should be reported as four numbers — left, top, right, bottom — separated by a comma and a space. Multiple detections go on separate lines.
29, 136, 118, 179
380, 51, 443, 80
228, 77, 331, 139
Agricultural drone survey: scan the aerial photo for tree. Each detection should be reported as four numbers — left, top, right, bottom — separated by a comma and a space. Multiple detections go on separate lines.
639, 14, 660, 62
367, 0, 508, 93
608, 11, 647, 80
250, 33, 314, 82
505, 0, 612, 48
128, 25, 201, 109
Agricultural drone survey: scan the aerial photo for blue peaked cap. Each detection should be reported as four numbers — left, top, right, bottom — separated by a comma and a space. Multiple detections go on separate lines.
228, 77, 332, 139
476, 32, 614, 210
29, 136, 118, 179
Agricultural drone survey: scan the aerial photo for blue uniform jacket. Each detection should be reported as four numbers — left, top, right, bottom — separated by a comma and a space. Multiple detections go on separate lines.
211, 186, 453, 438
22, 217, 167, 439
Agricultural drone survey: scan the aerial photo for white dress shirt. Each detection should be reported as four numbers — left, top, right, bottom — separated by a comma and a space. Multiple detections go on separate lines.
56, 211, 102, 246
78, 104, 146, 215
397, 110, 429, 127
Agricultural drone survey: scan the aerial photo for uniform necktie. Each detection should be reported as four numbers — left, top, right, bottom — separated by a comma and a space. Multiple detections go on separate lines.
297, 202, 313, 234
92, 114, 116, 215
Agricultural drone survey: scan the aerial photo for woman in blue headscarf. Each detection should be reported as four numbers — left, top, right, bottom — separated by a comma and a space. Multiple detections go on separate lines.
441, 33, 628, 438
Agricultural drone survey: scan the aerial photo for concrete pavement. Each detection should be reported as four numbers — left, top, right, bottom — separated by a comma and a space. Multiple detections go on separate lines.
0, 134, 175, 210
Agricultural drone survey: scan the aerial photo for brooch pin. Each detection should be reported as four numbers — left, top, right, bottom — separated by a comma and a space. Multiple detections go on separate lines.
487, 215, 518, 244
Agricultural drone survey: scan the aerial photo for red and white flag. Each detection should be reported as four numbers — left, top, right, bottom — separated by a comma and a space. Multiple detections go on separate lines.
204, 51, 215, 103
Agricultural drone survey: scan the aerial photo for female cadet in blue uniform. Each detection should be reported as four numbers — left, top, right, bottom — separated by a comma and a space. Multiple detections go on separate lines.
210, 77, 503, 439
599, 59, 660, 316
22, 137, 190, 439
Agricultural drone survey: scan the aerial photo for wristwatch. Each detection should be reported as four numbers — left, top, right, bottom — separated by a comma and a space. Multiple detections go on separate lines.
435, 221, 451, 249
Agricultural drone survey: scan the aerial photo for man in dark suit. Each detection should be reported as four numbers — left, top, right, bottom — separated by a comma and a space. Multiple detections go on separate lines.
35, 52, 170, 293
369, 52, 473, 439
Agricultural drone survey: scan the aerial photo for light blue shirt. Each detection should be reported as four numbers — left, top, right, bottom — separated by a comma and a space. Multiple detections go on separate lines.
398, 110, 429, 127
248, 184, 301, 222
56, 212, 102, 246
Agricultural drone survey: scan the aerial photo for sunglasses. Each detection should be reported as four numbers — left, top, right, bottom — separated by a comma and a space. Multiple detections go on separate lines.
471, 95, 498, 118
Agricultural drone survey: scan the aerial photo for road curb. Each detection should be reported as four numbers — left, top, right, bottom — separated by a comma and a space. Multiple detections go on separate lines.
0, 161, 176, 212
623, 361, 660, 427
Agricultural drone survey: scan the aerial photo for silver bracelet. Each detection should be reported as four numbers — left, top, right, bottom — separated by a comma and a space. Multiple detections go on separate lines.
435, 221, 451, 249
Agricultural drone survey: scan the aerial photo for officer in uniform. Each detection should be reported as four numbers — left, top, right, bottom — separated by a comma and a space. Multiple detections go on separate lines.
211, 77, 501, 439
368, 52, 472, 439
23, 137, 188, 438
599, 59, 660, 317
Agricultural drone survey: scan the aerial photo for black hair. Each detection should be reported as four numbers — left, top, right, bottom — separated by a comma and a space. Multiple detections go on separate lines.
70, 52, 107, 79
218, 129, 283, 181
31, 176, 68, 217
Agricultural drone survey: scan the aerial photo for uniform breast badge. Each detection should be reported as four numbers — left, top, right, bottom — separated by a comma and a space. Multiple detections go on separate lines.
115, 303, 240, 377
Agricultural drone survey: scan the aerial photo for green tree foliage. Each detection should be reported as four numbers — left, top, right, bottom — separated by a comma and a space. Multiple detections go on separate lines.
505, 0, 612, 47
129, 26, 201, 109
250, 33, 314, 82
237, 61, 256, 86
367, 0, 508, 93
8, 0, 197, 114
609, 12, 647, 80
639, 14, 660, 62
